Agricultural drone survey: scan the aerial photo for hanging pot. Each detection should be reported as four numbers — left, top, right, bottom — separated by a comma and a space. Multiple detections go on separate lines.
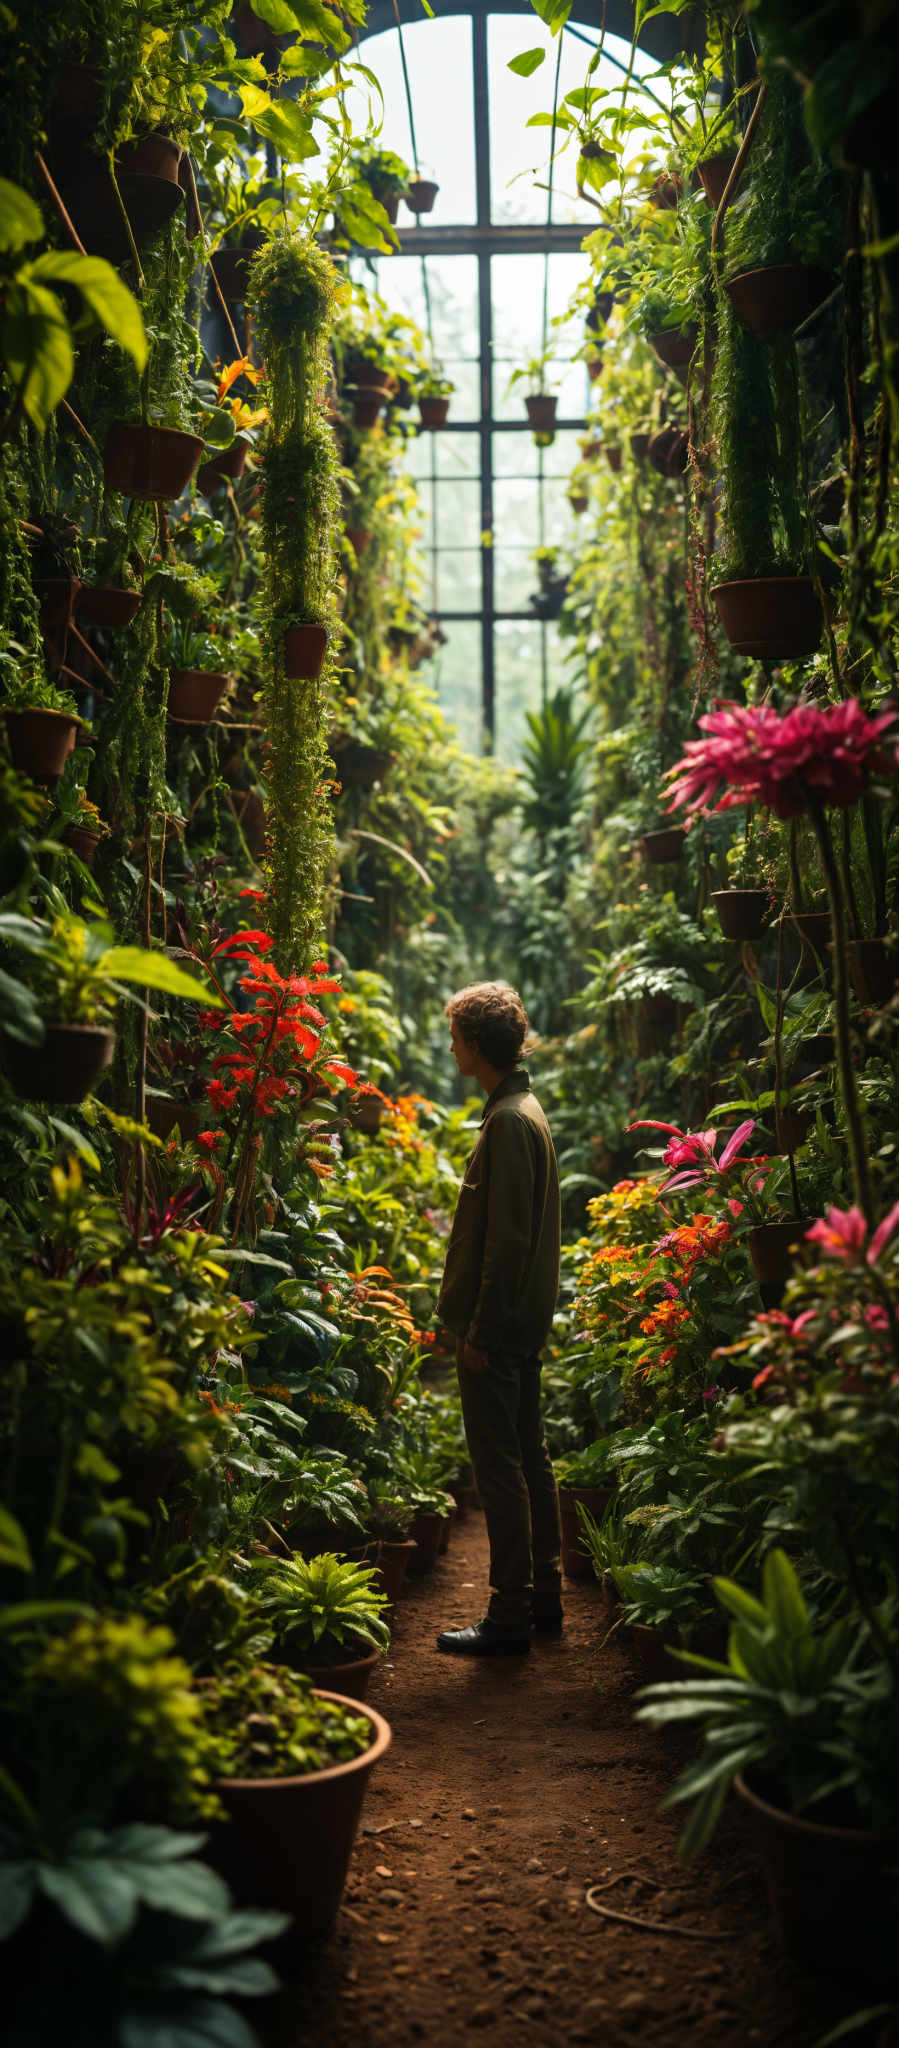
0, 1023, 115, 1103
734, 1774, 897, 1980
330, 739, 392, 789
604, 444, 623, 474
586, 289, 615, 333
648, 425, 689, 477
347, 1093, 386, 1134
209, 238, 262, 304
725, 265, 835, 341
587, 353, 604, 383
34, 577, 82, 630
747, 1218, 811, 1290
197, 439, 249, 494
352, 388, 384, 430
418, 395, 451, 430
774, 1107, 812, 1154
64, 824, 102, 867
60, 165, 183, 257
638, 825, 687, 863
696, 151, 738, 209
104, 423, 205, 501
711, 888, 770, 942
405, 178, 438, 213
229, 789, 267, 858
283, 623, 327, 680
648, 325, 698, 382
167, 668, 228, 725
212, 1691, 392, 1941
651, 173, 682, 209
117, 131, 181, 181
231, 2, 292, 54
77, 586, 142, 629
5, 707, 79, 784
524, 394, 558, 435
559, 1484, 614, 1581
630, 431, 651, 461
49, 59, 103, 123
711, 577, 823, 661
568, 491, 588, 515
346, 358, 392, 395
848, 939, 897, 1007
791, 911, 831, 974
145, 1095, 202, 1143
345, 525, 372, 556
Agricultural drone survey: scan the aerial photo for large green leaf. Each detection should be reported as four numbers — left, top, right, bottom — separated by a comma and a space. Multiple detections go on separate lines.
0, 1860, 35, 1939
246, 0, 300, 27
28, 252, 147, 372
38, 1857, 138, 1943
121, 1999, 265, 2048
762, 1549, 807, 1638
97, 948, 223, 1006
0, 178, 43, 253
508, 47, 546, 74
1, 279, 73, 431
0, 1507, 33, 1574
134, 1857, 231, 1921
249, 97, 320, 160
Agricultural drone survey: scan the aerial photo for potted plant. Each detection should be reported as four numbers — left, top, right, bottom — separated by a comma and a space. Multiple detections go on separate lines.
365, 1493, 418, 1610
648, 423, 689, 477
405, 170, 439, 214
637, 1551, 898, 1976
0, 903, 220, 1103
509, 354, 560, 441
554, 1443, 619, 1580
249, 1551, 390, 1700
3, 668, 81, 784
637, 822, 688, 863
528, 548, 569, 622
62, 793, 110, 869
721, 72, 842, 341
612, 1561, 706, 1677
76, 526, 142, 629
711, 819, 773, 940
104, 418, 205, 501
417, 368, 454, 431
196, 1661, 391, 1938
165, 619, 231, 726
347, 144, 410, 226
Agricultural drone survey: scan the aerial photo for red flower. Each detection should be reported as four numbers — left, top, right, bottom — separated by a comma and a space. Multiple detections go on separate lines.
664, 700, 899, 821
197, 1130, 225, 1151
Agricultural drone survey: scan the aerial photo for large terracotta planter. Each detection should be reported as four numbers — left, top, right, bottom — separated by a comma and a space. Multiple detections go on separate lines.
214, 1691, 392, 1940
524, 394, 557, 435
77, 586, 142, 629
5, 708, 79, 784
711, 888, 770, 941
419, 395, 451, 430
748, 1218, 811, 1291
167, 668, 228, 725
734, 1773, 896, 1979
292, 1644, 383, 1702
711, 577, 822, 661
725, 265, 834, 340
559, 1483, 614, 1581
696, 151, 737, 209
406, 1510, 447, 1575
0, 1024, 115, 1104
647, 325, 698, 382
283, 623, 327, 680
104, 423, 204, 501
406, 178, 438, 213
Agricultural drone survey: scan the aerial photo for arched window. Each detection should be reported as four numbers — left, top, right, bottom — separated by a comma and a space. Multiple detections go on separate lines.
347, 3, 669, 759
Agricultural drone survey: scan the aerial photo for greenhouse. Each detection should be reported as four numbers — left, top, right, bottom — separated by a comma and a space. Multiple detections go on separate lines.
1, 0, 899, 2042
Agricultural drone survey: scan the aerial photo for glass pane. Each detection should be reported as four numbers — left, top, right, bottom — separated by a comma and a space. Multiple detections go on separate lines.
494, 619, 545, 764
493, 432, 539, 478
494, 477, 541, 550
344, 18, 476, 224
433, 479, 481, 550
488, 17, 598, 226
432, 620, 483, 754
540, 427, 586, 477
494, 550, 537, 612
546, 629, 581, 690
365, 253, 480, 364
437, 550, 482, 613
435, 431, 480, 479
440, 361, 480, 422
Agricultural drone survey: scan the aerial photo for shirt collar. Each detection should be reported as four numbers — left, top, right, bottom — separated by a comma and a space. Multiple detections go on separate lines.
481, 1067, 530, 1122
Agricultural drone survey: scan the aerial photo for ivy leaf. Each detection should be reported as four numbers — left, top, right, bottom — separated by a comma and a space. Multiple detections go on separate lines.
28, 252, 147, 372
0, 178, 43, 253
507, 47, 546, 75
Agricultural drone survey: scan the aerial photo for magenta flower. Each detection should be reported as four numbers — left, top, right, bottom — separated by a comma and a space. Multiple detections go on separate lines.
805, 1200, 899, 1265
630, 1117, 756, 1189
664, 699, 899, 821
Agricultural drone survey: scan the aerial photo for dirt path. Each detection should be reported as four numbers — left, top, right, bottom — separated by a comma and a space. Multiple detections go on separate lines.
276, 1509, 849, 2048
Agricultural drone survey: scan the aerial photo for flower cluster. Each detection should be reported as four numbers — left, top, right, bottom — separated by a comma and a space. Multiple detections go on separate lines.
664, 699, 898, 821
198, 925, 358, 1127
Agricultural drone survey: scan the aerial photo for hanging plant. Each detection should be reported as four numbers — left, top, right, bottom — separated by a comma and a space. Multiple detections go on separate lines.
249, 233, 341, 974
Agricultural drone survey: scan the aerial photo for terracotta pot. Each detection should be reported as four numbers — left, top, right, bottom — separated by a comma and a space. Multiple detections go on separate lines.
629, 1622, 681, 1681
725, 265, 834, 341
0, 1024, 115, 1104
448, 1481, 476, 1520
292, 1643, 383, 1702
747, 1218, 811, 1290
209, 244, 259, 303
696, 151, 738, 209
406, 1510, 447, 1575
587, 354, 604, 383
346, 359, 392, 395
711, 577, 822, 662
524, 394, 558, 434
711, 888, 770, 941
586, 290, 615, 332
734, 1773, 897, 1979
34, 576, 81, 629
61, 166, 183, 256
197, 439, 249, 493
406, 178, 438, 213
639, 825, 687, 863
345, 525, 372, 556
64, 824, 102, 867
331, 740, 392, 790
232, 1, 291, 53
848, 939, 897, 1007
213, 1691, 391, 1940
374, 1538, 417, 1612
167, 668, 228, 725
5, 707, 79, 784
347, 1093, 386, 1134
648, 425, 689, 477
775, 1107, 812, 1154
352, 388, 384, 430
604, 444, 623, 474
145, 1095, 201, 1143
104, 423, 204, 501
117, 131, 181, 181
791, 910, 831, 985
438, 1502, 458, 1555
630, 431, 651, 461
558, 1484, 614, 1581
651, 173, 682, 209
77, 586, 142, 629
648, 325, 698, 382
568, 492, 588, 515
283, 623, 328, 680
419, 395, 451, 430
50, 60, 103, 122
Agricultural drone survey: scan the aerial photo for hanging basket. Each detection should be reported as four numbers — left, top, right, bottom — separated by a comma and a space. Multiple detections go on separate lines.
524, 394, 558, 435
0, 1023, 115, 1103
648, 325, 698, 382
648, 426, 689, 477
638, 825, 687, 863
60, 166, 183, 259
586, 289, 615, 333
711, 888, 770, 941
748, 1218, 811, 1290
711, 577, 823, 661
5, 708, 80, 784
283, 623, 328, 681
418, 395, 451, 430
725, 265, 834, 341
209, 239, 261, 303
696, 151, 737, 209
77, 586, 142, 629
405, 178, 439, 213
629, 431, 651, 462
167, 668, 229, 725
197, 439, 249, 494
104, 423, 205, 501
352, 388, 384, 430
34, 576, 81, 630
604, 444, 623, 474
848, 939, 897, 1007
345, 525, 372, 556
568, 491, 588, 515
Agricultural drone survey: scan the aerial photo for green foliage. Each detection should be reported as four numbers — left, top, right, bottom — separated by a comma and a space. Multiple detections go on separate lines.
519, 688, 592, 842
249, 1549, 390, 1658
0, 179, 146, 433
195, 1660, 373, 1779
0, 904, 221, 1026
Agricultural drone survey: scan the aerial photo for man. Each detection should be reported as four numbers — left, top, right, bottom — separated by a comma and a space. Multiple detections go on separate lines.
435, 980, 563, 1657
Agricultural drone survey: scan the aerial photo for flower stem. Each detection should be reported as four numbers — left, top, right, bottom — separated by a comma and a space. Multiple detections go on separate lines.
810, 802, 873, 1221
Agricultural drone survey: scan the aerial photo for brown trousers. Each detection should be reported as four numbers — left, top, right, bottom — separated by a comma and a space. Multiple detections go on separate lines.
457, 1349, 562, 1627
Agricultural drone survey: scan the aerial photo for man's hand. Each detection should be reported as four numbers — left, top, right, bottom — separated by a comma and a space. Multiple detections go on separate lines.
459, 1339, 489, 1374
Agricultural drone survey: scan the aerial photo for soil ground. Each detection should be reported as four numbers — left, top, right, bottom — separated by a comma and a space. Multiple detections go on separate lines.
273, 1509, 883, 2048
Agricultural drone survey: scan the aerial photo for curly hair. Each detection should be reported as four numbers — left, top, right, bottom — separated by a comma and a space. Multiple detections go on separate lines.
445, 981, 528, 1070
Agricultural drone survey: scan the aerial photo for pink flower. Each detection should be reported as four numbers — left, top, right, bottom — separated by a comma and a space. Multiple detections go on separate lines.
664, 700, 899, 821
805, 1201, 899, 1264
631, 1118, 757, 1190
865, 1303, 889, 1332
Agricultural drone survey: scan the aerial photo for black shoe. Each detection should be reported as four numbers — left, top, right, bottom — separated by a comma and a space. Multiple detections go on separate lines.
532, 1603, 564, 1636
437, 1617, 531, 1656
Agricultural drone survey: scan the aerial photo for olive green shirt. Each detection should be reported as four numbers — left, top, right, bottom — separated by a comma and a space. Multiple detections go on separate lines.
437, 1068, 561, 1356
